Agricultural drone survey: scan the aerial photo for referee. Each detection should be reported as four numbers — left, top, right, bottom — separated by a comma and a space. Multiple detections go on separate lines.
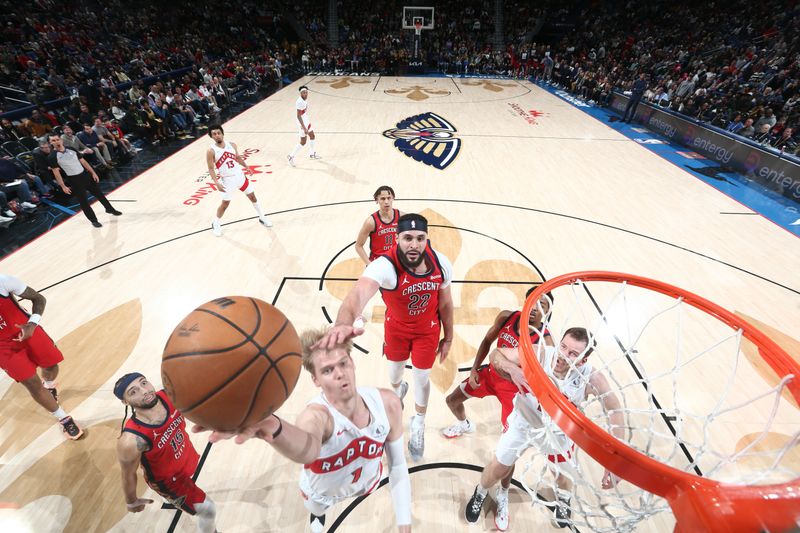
47, 133, 121, 228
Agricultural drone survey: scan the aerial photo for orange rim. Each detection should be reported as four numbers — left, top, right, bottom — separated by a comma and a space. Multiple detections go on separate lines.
519, 271, 800, 532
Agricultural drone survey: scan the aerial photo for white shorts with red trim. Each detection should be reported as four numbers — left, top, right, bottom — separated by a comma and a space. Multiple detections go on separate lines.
494, 394, 575, 467
298, 118, 313, 137
219, 172, 253, 201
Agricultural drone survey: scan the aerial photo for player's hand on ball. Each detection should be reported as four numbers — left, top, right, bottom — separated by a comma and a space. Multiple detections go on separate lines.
601, 469, 620, 489
192, 415, 281, 445
468, 368, 480, 389
126, 498, 153, 513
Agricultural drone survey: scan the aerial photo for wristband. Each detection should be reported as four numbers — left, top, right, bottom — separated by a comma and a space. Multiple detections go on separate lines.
28, 314, 41, 325
271, 415, 283, 439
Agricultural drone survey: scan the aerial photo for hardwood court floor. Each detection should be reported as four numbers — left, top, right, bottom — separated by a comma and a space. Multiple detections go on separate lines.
0, 75, 798, 532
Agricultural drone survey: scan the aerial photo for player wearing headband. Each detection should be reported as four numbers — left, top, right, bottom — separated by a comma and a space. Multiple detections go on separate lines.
314, 213, 454, 461
287, 85, 320, 166
114, 372, 218, 532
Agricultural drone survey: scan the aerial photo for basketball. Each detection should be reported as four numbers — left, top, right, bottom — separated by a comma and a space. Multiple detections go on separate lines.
161, 296, 302, 432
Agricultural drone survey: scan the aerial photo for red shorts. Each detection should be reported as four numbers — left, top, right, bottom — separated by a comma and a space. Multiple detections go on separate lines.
0, 328, 64, 382
148, 470, 206, 515
383, 320, 441, 370
461, 366, 518, 431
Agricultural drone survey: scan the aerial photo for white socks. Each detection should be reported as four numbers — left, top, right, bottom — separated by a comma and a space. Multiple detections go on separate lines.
309, 139, 316, 153
251, 201, 264, 218
52, 407, 67, 420
290, 144, 302, 157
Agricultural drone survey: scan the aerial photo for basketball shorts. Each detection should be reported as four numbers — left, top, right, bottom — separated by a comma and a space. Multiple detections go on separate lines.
219, 173, 253, 201
0, 328, 64, 382
148, 470, 206, 515
383, 320, 441, 370
460, 365, 518, 430
495, 394, 575, 467
298, 118, 312, 137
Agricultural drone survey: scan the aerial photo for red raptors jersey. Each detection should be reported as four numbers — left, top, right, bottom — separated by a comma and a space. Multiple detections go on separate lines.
380, 241, 444, 330
123, 390, 199, 484
0, 294, 30, 342
496, 311, 549, 349
369, 209, 399, 261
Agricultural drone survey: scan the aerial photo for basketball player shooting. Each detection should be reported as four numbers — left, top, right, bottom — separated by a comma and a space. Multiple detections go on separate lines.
464, 328, 623, 531
316, 213, 454, 462
206, 124, 272, 237
115, 373, 218, 533
287, 85, 320, 166
193, 328, 412, 533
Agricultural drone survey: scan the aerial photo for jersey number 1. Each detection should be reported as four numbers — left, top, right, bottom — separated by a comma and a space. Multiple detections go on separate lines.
350, 466, 362, 483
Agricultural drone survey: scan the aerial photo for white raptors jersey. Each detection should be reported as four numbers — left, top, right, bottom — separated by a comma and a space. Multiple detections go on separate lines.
515, 345, 593, 437
299, 387, 390, 503
296, 95, 310, 126
211, 141, 243, 179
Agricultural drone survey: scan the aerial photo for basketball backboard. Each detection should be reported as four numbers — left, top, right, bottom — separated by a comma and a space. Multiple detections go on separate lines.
402, 6, 434, 30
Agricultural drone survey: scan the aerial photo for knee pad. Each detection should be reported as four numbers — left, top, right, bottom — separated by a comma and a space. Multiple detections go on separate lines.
412, 366, 431, 407
388, 360, 405, 386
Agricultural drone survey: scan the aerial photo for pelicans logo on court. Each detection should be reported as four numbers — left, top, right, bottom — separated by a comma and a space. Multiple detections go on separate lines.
382, 112, 461, 170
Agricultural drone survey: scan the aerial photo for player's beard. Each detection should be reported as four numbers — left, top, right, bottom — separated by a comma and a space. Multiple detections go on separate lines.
138, 394, 159, 410
398, 247, 425, 269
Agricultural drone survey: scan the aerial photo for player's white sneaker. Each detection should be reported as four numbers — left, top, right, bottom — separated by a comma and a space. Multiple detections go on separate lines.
441, 419, 475, 439
408, 414, 425, 461
495, 487, 510, 531
211, 218, 222, 237
287, 154, 296, 167
259, 217, 273, 228
309, 152, 322, 159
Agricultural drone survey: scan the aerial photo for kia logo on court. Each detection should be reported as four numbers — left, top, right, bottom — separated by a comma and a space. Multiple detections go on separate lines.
382, 112, 461, 170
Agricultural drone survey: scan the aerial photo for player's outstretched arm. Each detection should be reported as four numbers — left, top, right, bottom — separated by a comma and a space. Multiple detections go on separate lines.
380, 390, 412, 531
315, 276, 380, 349
193, 404, 333, 464
354, 216, 375, 266
116, 433, 154, 513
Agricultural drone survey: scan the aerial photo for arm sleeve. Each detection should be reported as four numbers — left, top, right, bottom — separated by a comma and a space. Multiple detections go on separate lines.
362, 256, 397, 289
435, 251, 454, 289
385, 437, 411, 526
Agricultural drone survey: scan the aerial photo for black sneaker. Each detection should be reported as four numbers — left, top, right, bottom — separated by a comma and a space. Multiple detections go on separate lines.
106, 209, 122, 216
309, 513, 325, 533
59, 416, 84, 440
91, 220, 103, 228
553, 497, 571, 528
465, 486, 486, 523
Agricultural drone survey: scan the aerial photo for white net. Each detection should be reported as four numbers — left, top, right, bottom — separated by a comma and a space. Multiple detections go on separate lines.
517, 276, 800, 532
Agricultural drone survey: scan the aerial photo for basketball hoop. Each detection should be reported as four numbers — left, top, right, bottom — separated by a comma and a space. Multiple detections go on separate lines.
518, 271, 800, 532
